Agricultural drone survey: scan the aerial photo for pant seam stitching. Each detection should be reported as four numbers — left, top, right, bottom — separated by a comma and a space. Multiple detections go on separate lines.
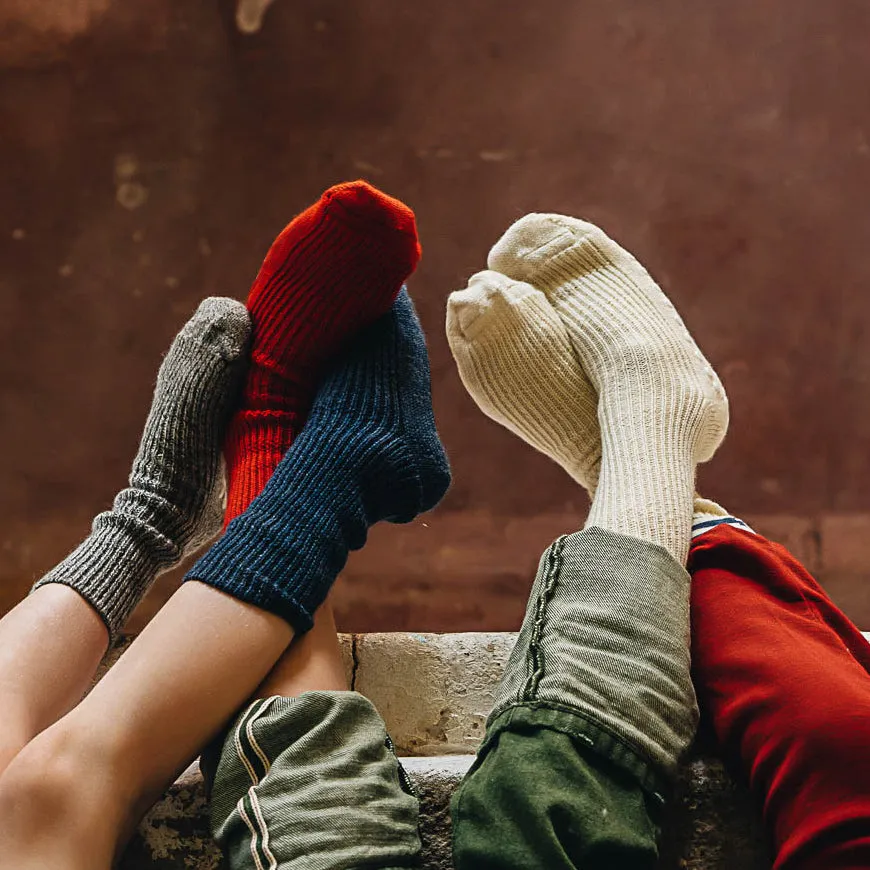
522, 535, 568, 701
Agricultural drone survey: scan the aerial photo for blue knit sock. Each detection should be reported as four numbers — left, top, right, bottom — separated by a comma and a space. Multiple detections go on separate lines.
184, 288, 450, 632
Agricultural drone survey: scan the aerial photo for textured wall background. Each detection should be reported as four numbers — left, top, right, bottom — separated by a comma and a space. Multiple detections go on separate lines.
2, 0, 869, 631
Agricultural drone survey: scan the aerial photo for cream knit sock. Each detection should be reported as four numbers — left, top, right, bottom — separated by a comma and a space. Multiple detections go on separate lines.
693, 495, 729, 524
489, 214, 728, 563
446, 270, 600, 494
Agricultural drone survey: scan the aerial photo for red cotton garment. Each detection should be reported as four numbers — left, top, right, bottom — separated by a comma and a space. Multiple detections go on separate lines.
223, 180, 421, 524
689, 523, 870, 870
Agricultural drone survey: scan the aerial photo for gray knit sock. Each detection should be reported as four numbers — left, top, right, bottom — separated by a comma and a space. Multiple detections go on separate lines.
33, 297, 251, 642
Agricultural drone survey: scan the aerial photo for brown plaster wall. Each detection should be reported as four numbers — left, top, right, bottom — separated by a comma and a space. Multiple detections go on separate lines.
2, 0, 870, 631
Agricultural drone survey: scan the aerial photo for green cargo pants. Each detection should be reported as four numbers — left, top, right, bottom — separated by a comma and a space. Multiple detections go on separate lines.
451, 527, 698, 869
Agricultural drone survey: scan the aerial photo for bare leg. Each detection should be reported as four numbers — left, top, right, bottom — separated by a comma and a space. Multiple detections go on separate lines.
196, 597, 346, 792
0, 585, 109, 775
197, 598, 348, 803
254, 599, 347, 698
0, 581, 293, 870
0, 298, 249, 778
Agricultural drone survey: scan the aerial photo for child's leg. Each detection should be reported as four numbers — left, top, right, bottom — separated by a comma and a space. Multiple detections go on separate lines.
689, 510, 870, 870
0, 297, 251, 777
447, 214, 728, 868
450, 531, 689, 870
0, 581, 294, 870
252, 600, 348, 699
204, 601, 422, 870
0, 290, 448, 870
0, 181, 424, 868
197, 293, 448, 870
0, 586, 108, 774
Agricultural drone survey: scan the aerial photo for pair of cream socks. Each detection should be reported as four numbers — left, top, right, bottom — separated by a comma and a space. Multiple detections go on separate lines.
446, 214, 729, 565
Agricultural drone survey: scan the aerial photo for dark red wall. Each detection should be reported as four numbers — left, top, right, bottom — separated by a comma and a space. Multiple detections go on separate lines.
2, 0, 870, 631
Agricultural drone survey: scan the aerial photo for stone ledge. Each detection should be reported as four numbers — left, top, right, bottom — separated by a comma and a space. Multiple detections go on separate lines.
121, 753, 771, 870
343, 630, 869, 755
349, 632, 516, 755
111, 629, 852, 867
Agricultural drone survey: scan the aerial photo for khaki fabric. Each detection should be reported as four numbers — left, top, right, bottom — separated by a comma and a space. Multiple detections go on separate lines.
207, 691, 420, 870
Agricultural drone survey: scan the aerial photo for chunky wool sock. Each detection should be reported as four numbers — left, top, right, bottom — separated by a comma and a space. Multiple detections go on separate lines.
224, 180, 421, 523
186, 289, 451, 632
33, 298, 251, 642
446, 269, 600, 495
489, 214, 728, 564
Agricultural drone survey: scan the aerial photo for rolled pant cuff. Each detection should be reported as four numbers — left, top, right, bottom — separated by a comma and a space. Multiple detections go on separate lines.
208, 691, 421, 870
490, 526, 699, 780
482, 702, 669, 806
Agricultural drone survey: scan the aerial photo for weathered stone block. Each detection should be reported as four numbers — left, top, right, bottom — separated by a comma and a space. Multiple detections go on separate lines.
352, 632, 516, 755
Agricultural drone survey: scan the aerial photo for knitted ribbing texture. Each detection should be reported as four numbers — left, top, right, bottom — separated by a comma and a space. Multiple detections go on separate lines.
489, 214, 728, 564
446, 268, 600, 495
186, 289, 450, 632
33, 298, 251, 641
224, 179, 421, 523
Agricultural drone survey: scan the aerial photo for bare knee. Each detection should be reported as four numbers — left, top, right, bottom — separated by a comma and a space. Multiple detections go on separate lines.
0, 723, 124, 868
0, 726, 86, 814
0, 719, 124, 830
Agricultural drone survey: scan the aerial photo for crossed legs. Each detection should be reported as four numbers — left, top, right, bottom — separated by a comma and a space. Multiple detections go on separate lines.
0, 182, 443, 869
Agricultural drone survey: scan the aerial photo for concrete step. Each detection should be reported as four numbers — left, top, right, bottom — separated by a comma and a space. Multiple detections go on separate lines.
112, 631, 795, 869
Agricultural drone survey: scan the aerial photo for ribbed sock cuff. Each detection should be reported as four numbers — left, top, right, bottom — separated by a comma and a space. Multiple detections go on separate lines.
223, 412, 296, 524
184, 516, 320, 633
32, 518, 162, 642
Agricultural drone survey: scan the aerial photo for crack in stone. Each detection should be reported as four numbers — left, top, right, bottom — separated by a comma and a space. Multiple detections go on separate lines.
350, 633, 360, 691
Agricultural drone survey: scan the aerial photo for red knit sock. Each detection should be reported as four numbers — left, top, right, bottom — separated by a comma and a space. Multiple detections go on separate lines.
223, 180, 421, 523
